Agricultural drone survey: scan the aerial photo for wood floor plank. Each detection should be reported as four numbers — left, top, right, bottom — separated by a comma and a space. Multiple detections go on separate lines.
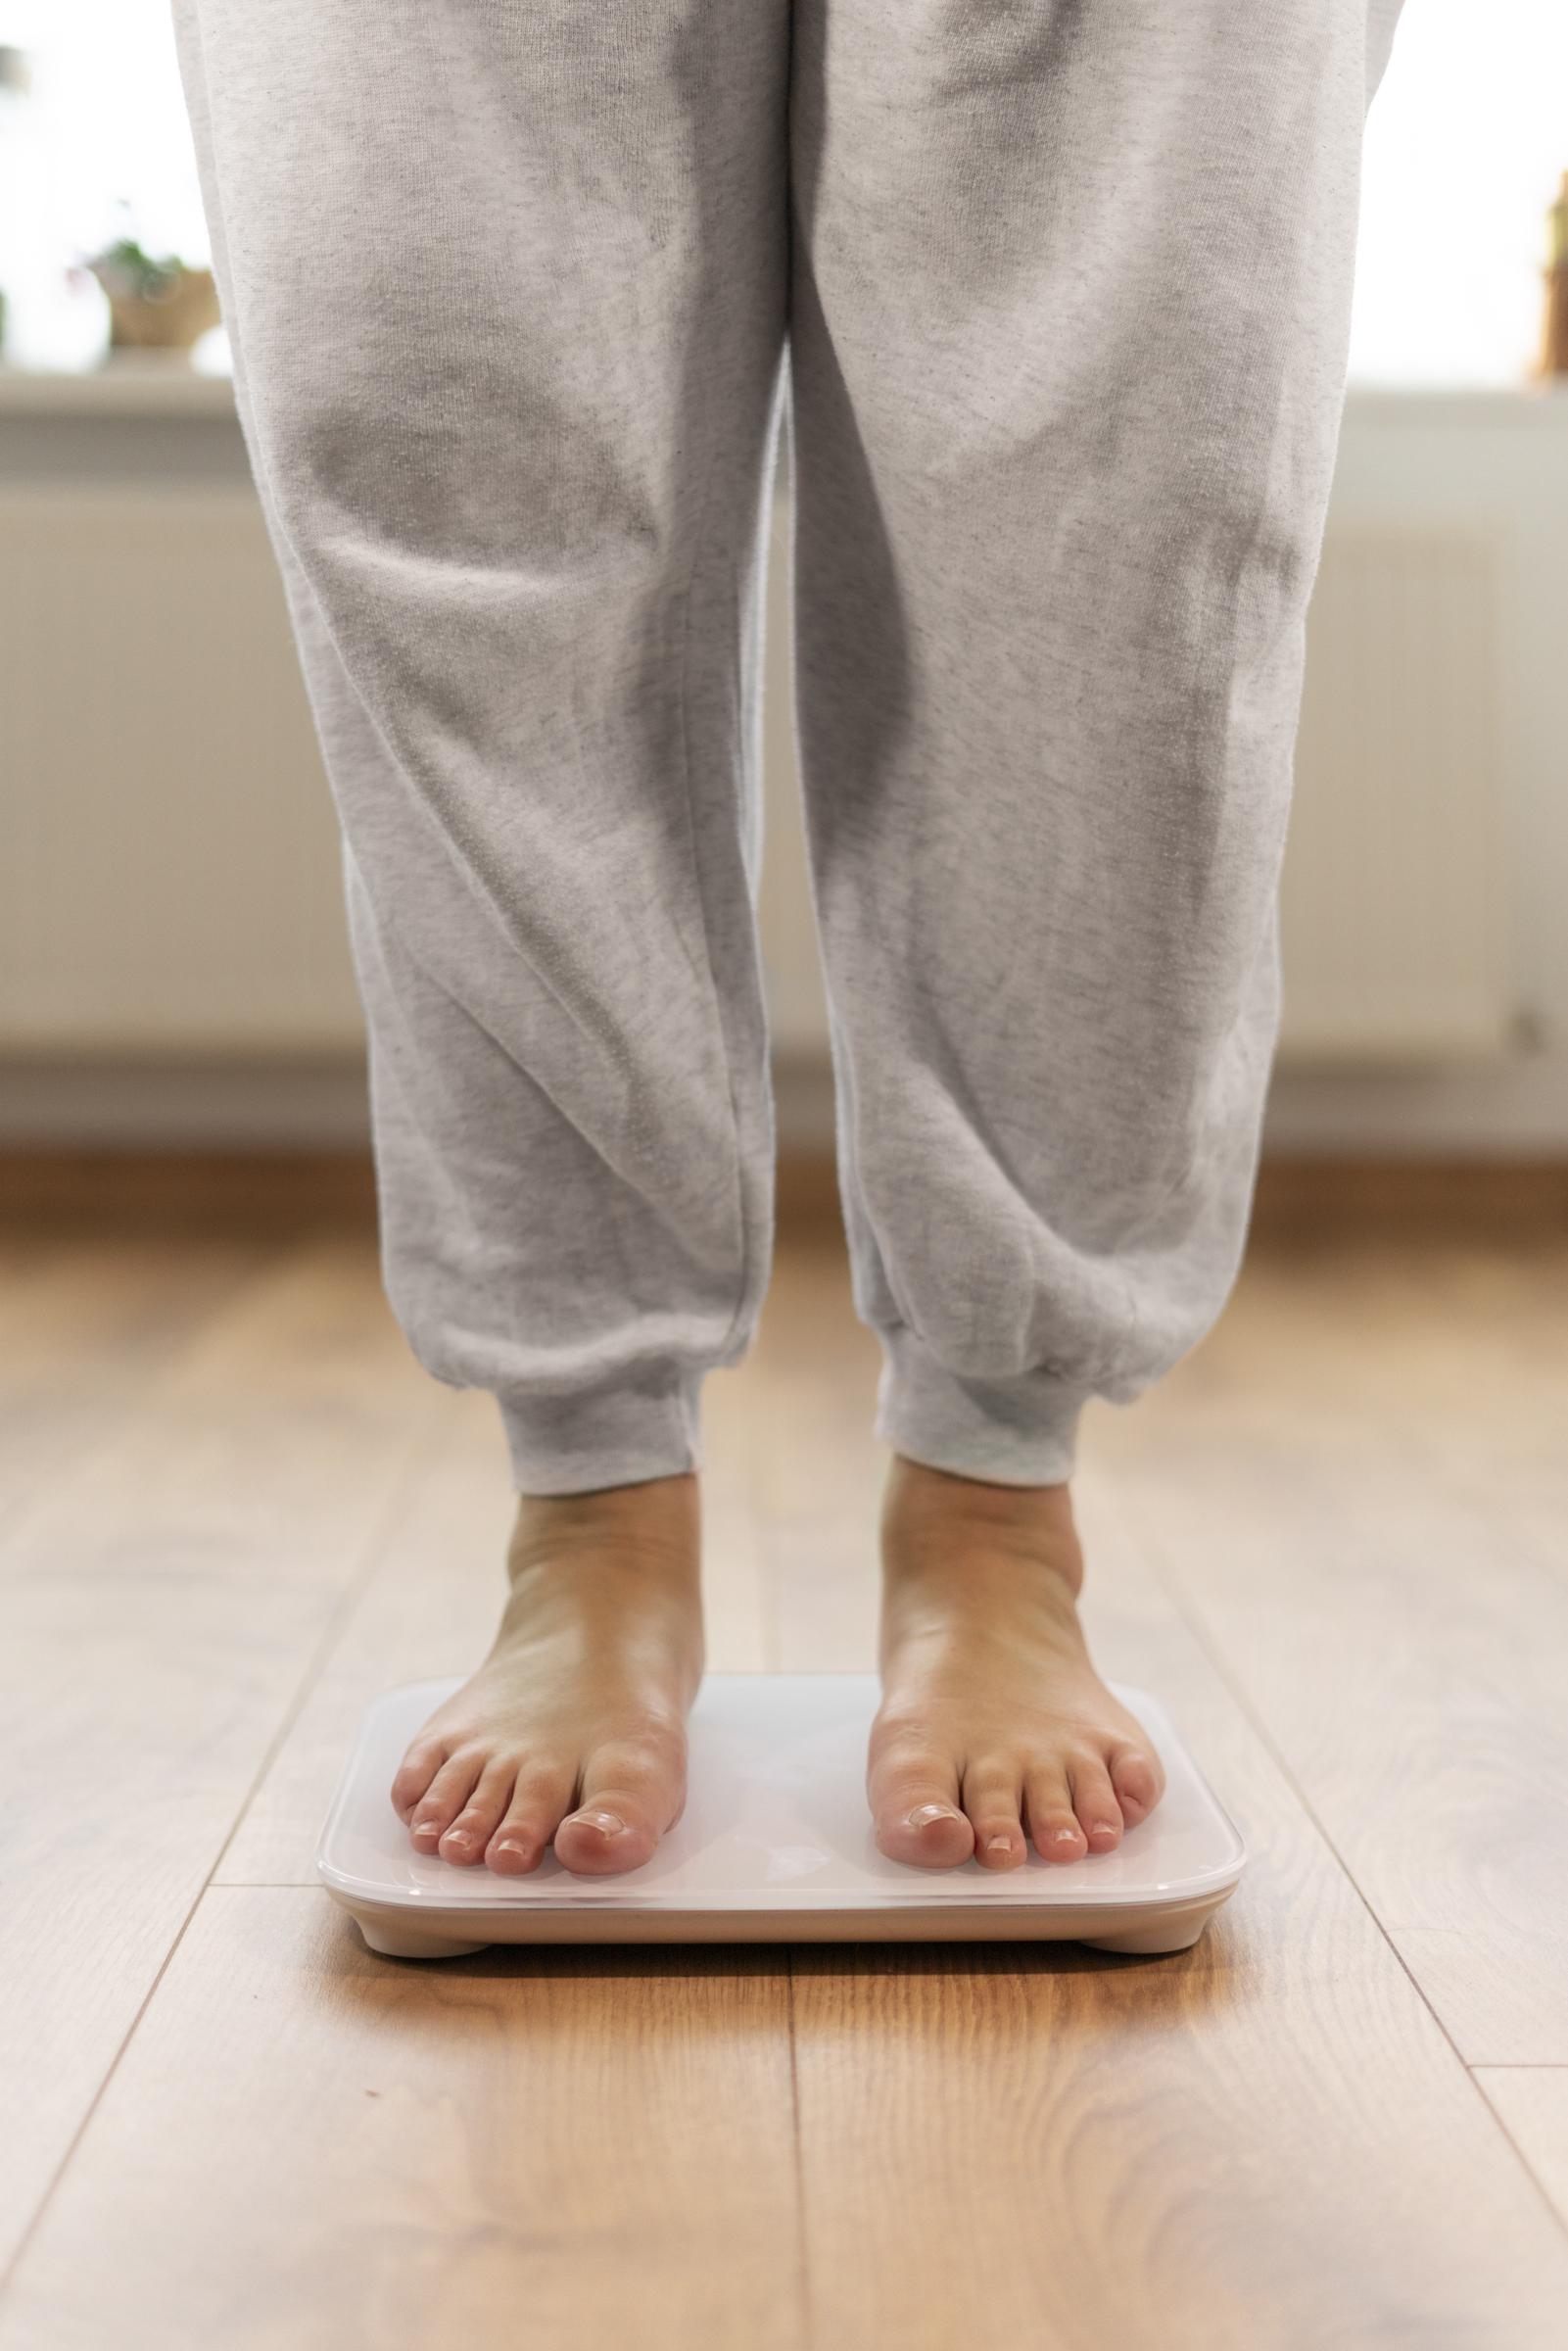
1145, 1231, 1568, 1576
685, 1226, 1568, 2333
1097, 1243, 1568, 2062
214, 1393, 522, 1886
1475, 2070, 1568, 2232
695, 1358, 776, 1673
743, 1244, 883, 1672
2, 1234, 439, 1585
9, 1213, 1566, 2350
0, 1239, 452, 2272
0, 1890, 806, 2351
788, 1472, 1568, 2351
0, 1232, 268, 1535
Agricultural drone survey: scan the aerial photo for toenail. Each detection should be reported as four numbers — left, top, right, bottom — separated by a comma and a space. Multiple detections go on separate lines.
908, 1804, 961, 1830
494, 1839, 526, 1857
1051, 1828, 1080, 1845
441, 1828, 474, 1847
986, 1835, 1014, 1853
571, 1810, 624, 1839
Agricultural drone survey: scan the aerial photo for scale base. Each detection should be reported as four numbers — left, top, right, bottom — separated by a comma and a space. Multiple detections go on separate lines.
317, 1675, 1245, 1960
346, 1906, 1216, 1962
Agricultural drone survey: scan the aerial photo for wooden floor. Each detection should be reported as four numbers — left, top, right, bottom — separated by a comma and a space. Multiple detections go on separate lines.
3, 1176, 1568, 2348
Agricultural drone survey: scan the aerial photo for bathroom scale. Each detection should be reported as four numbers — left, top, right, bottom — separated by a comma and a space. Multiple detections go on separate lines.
318, 1674, 1245, 1959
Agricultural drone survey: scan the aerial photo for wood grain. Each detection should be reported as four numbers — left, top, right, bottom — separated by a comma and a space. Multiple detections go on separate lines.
788, 1475, 1568, 2351
745, 1242, 884, 1674
1098, 1233, 1568, 2061
3, 1209, 1567, 2349
0, 1892, 805, 2351
215, 1391, 522, 1887
0, 1238, 451, 2269
0, 1231, 267, 1536
1477, 2070, 1568, 2231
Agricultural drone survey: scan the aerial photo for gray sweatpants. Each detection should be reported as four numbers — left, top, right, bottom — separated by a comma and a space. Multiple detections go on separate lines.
175, 0, 1403, 1494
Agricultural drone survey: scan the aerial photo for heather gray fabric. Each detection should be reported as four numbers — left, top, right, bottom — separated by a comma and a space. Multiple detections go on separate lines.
175, 0, 1404, 1493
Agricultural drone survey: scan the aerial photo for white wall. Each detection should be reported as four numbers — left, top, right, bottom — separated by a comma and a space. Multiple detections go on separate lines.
761, 392, 1568, 1157
3, 0, 1566, 1154
3, 383, 1566, 1156
1264, 390, 1568, 1156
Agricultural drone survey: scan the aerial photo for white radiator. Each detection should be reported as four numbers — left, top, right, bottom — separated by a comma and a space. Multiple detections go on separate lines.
759, 511, 1518, 1069
0, 489, 362, 1052
1278, 527, 1513, 1062
0, 489, 1516, 1069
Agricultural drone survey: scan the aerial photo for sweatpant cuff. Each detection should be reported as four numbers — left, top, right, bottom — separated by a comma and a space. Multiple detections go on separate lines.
498, 1371, 704, 1496
876, 1329, 1090, 1487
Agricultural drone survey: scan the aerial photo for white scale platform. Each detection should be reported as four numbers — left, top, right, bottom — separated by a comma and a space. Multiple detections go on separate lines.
318, 1674, 1245, 1959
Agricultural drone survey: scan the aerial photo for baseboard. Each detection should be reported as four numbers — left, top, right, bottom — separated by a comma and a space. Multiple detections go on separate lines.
2, 1146, 1564, 1237
1250, 1155, 1568, 1227
0, 1055, 373, 1149
7, 1049, 1568, 1162
0, 1146, 378, 1231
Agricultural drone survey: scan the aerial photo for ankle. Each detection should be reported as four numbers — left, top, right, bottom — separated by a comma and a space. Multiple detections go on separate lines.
882, 1456, 1085, 1601
507, 1472, 702, 1586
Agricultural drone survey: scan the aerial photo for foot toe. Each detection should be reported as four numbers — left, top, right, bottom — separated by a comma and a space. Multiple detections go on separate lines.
1025, 1772, 1089, 1863
552, 1796, 661, 1875
1109, 1744, 1163, 1824
485, 1825, 547, 1875
437, 1760, 516, 1865
961, 1764, 1026, 1871
391, 1740, 446, 1823
485, 1767, 574, 1875
973, 1821, 1025, 1870
1068, 1756, 1124, 1853
552, 1740, 683, 1877
869, 1744, 974, 1868
886, 1800, 975, 1869
407, 1752, 482, 1852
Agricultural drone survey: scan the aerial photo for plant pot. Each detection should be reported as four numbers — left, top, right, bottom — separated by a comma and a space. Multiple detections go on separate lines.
92, 264, 220, 354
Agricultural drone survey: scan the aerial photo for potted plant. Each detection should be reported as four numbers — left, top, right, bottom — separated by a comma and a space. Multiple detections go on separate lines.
79, 235, 219, 356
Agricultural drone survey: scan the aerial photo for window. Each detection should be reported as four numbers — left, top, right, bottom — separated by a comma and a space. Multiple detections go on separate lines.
0, 1, 213, 370
1352, 0, 1566, 385
0, 0, 1560, 387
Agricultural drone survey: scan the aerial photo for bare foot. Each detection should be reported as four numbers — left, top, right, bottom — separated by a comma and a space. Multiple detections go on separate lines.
390, 1473, 703, 1877
871, 1458, 1165, 1870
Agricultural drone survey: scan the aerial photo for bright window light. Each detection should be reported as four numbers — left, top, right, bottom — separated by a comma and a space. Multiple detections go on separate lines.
0, 0, 1561, 387
0, 0, 211, 368
1351, 0, 1567, 385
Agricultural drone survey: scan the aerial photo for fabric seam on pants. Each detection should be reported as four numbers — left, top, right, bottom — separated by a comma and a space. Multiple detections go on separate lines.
672, 406, 760, 1372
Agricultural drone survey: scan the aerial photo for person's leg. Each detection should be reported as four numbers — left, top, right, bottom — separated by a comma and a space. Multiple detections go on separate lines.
176, 0, 788, 1870
788, 0, 1405, 1865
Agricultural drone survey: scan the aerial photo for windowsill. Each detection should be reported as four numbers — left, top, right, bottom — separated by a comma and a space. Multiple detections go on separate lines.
2, 360, 1565, 426
0, 359, 237, 417
1344, 381, 1568, 424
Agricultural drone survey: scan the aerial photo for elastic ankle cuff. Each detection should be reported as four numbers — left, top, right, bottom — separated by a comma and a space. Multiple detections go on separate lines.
498, 1371, 703, 1496
876, 1328, 1089, 1487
